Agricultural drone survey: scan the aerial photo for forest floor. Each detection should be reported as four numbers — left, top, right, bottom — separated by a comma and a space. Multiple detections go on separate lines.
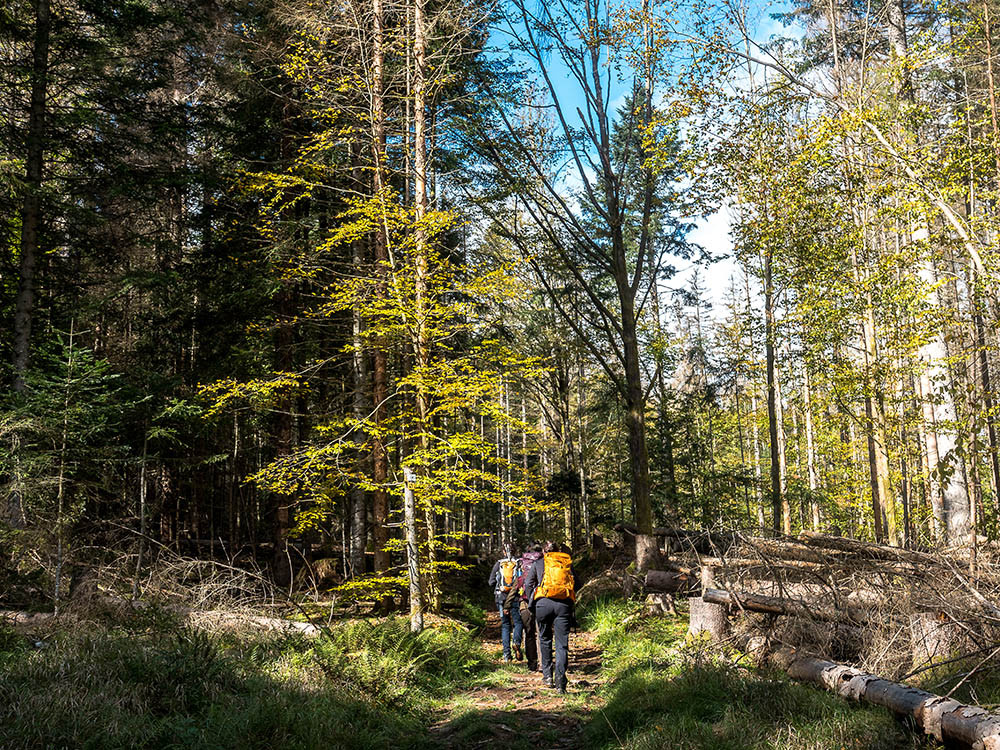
429, 609, 606, 750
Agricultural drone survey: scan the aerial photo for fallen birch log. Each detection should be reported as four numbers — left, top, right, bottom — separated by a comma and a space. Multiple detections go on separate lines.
189, 611, 323, 636
774, 647, 1000, 749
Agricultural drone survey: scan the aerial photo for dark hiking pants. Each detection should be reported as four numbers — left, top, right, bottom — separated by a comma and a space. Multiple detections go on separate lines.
498, 597, 523, 659
535, 597, 572, 689
520, 601, 539, 670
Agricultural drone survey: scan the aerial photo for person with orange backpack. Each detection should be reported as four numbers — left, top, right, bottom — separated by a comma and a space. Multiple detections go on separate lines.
488, 546, 523, 663
523, 541, 575, 693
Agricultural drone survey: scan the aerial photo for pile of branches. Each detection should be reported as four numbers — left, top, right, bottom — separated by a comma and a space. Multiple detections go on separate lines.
656, 530, 1000, 682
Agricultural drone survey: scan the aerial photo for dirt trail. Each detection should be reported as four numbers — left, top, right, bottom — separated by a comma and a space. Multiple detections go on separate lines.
429, 610, 605, 749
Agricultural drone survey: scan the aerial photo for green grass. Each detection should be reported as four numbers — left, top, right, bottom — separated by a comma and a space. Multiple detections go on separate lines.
578, 596, 940, 750
0, 611, 492, 750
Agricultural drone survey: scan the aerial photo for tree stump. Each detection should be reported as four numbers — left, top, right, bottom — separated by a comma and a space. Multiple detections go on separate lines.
910, 612, 956, 669
644, 592, 677, 617
688, 566, 729, 640
635, 533, 659, 572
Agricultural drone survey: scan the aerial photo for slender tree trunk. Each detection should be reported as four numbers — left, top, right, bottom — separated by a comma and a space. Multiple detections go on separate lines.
886, 0, 912, 99
403, 467, 423, 632
744, 274, 765, 529
370, 0, 391, 580
412, 0, 439, 610
764, 248, 787, 533
984, 0, 1000, 185
12, 0, 50, 393
53, 320, 75, 616
974, 279, 1000, 517
803, 363, 820, 530
350, 151, 368, 578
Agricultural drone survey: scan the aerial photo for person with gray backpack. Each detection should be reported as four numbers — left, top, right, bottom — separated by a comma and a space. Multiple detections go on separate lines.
488, 546, 523, 663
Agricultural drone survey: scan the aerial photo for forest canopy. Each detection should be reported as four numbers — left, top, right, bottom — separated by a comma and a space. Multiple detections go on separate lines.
2, 0, 999, 610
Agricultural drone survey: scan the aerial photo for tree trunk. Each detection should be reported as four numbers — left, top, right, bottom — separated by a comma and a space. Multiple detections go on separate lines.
370, 0, 391, 580
403, 467, 424, 633
974, 280, 1000, 517
412, 0, 439, 611
886, 0, 913, 99
350, 160, 368, 578
914, 247, 971, 545
764, 252, 787, 533
773, 649, 1000, 747
12, 0, 50, 393
688, 567, 729, 640
803, 362, 819, 530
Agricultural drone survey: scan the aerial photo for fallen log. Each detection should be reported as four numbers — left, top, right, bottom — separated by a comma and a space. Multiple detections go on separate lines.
702, 587, 867, 624
798, 531, 939, 566
614, 523, 737, 553
747, 539, 923, 575
645, 569, 695, 593
673, 556, 839, 584
188, 611, 323, 636
774, 647, 1000, 748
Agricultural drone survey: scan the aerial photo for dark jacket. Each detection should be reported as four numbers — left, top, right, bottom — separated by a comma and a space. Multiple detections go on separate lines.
518, 551, 543, 602
524, 555, 575, 605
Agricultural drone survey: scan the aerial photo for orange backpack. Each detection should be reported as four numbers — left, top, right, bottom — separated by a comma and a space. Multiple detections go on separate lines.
496, 559, 520, 597
534, 552, 575, 602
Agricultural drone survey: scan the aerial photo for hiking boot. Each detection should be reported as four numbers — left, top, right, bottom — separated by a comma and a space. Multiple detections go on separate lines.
513, 644, 523, 660
556, 685, 567, 695
543, 676, 554, 688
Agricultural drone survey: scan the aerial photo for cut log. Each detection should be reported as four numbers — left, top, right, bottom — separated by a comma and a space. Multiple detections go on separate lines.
702, 587, 867, 624
798, 531, 939, 566
689, 567, 729, 640
747, 539, 923, 575
689, 596, 729, 639
190, 611, 323, 636
644, 592, 677, 616
645, 569, 694, 593
774, 647, 1000, 748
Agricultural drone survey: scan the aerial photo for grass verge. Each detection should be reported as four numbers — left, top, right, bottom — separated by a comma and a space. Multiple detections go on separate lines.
0, 610, 491, 750
579, 596, 939, 750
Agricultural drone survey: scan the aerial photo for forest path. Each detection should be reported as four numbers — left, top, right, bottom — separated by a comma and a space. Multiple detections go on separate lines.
428, 609, 606, 749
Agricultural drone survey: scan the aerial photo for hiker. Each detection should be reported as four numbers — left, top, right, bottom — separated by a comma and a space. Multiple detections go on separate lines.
524, 541, 575, 693
514, 542, 543, 671
488, 546, 523, 663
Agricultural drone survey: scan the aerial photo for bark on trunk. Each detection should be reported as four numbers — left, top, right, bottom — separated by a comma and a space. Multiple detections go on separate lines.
403, 467, 423, 633
412, 0, 439, 611
370, 0, 391, 580
689, 567, 729, 640
702, 587, 866, 624
773, 648, 1000, 747
12, 0, 51, 392
803, 364, 819, 530
764, 254, 787, 533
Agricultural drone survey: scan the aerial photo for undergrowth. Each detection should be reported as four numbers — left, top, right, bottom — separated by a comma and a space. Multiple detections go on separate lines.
579, 596, 940, 750
0, 609, 491, 750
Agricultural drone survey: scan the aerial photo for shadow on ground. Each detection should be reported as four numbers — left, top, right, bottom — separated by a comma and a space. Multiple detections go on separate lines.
430, 706, 586, 750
